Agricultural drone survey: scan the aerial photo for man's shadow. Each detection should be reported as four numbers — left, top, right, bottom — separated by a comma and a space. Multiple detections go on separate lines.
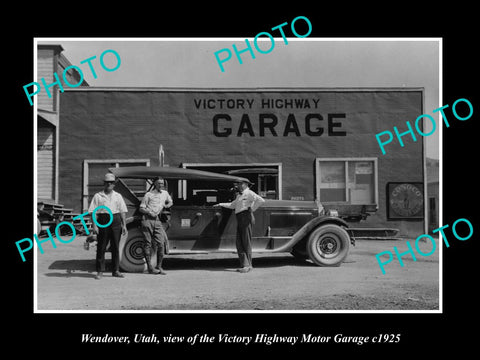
45, 259, 108, 278
158, 255, 316, 272
44, 254, 315, 276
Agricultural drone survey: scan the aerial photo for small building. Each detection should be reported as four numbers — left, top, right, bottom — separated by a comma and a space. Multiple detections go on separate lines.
37, 44, 88, 202
56, 87, 427, 238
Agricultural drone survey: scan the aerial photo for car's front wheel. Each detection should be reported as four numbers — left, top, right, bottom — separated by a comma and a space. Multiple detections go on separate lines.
119, 227, 157, 273
307, 224, 350, 266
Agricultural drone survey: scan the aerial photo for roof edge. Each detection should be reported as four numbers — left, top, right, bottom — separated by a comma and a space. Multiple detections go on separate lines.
64, 86, 425, 92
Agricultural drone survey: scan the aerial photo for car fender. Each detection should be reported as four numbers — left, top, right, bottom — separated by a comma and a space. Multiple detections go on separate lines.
272, 216, 349, 252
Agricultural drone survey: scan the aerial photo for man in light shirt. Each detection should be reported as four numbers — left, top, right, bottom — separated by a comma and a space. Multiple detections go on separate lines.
214, 179, 265, 273
139, 177, 173, 275
88, 173, 128, 280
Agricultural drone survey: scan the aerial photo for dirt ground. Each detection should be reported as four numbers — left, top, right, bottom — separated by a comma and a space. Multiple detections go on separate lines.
36, 235, 440, 311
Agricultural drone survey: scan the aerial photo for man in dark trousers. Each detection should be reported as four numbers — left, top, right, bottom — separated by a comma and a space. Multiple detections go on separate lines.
139, 177, 173, 275
88, 173, 128, 280
215, 179, 265, 273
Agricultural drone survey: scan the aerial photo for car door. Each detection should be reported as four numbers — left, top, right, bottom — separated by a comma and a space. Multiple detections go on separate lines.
167, 205, 269, 252
167, 205, 228, 251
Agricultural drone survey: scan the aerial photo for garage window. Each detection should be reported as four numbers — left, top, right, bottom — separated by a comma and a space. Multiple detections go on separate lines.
315, 158, 378, 205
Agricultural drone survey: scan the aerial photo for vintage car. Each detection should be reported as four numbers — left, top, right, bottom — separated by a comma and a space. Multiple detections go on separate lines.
107, 166, 354, 272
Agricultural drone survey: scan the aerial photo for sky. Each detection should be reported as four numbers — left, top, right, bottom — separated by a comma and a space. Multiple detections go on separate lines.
39, 38, 440, 159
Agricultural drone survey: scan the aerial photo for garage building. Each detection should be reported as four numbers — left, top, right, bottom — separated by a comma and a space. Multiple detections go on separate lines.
57, 88, 426, 237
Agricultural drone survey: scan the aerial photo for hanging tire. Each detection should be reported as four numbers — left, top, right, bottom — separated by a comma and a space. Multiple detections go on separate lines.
119, 227, 156, 273
307, 224, 350, 267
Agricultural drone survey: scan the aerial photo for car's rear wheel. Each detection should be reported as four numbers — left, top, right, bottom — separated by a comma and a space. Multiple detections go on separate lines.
119, 227, 157, 273
307, 224, 350, 266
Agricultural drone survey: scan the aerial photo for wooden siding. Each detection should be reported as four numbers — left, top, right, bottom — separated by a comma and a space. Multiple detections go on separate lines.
37, 49, 55, 111
38, 120, 55, 200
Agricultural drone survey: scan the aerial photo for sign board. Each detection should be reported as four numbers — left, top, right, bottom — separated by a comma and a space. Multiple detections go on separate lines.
387, 182, 424, 219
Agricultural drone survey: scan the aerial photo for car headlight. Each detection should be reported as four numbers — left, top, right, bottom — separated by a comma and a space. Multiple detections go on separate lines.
326, 209, 339, 217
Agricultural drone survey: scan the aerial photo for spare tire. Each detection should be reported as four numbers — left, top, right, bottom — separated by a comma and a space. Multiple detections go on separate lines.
119, 227, 157, 273
307, 224, 350, 267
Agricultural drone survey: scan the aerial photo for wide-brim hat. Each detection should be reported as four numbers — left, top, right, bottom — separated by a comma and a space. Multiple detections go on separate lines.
104, 173, 116, 182
235, 178, 254, 186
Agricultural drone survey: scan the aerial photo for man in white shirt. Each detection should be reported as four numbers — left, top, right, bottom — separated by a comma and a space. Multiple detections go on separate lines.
88, 173, 128, 280
214, 179, 265, 273
139, 177, 173, 275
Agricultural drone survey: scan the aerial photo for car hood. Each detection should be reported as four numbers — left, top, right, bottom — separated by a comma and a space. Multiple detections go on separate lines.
109, 166, 250, 183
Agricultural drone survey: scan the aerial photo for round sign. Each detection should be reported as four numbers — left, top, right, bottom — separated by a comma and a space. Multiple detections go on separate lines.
390, 183, 423, 217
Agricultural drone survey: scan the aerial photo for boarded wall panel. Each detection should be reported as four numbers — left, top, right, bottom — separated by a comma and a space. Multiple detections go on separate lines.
37, 49, 54, 111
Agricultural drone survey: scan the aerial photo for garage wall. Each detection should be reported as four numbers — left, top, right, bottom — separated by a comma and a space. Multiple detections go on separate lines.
59, 89, 424, 237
